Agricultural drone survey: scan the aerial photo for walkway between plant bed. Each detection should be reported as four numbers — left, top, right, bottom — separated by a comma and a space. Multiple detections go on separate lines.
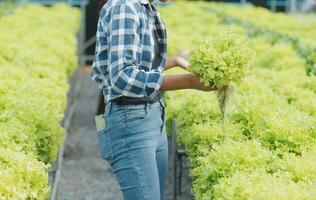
59, 66, 122, 199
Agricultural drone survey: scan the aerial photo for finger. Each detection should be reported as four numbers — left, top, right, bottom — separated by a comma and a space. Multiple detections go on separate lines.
176, 57, 190, 68
178, 50, 190, 59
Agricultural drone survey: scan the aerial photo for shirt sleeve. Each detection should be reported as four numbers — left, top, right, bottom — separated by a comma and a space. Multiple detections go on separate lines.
91, 20, 107, 89
107, 3, 164, 99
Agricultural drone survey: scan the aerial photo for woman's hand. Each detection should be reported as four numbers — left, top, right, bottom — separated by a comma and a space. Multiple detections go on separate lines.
161, 50, 216, 92
164, 50, 191, 70
174, 56, 190, 70
190, 75, 216, 91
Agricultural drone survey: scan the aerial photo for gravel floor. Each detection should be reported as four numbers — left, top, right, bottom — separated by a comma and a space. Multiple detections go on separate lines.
58, 67, 194, 200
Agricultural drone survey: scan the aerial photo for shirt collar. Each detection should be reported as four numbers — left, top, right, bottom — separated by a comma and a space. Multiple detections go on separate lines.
139, 0, 150, 4
140, 0, 157, 12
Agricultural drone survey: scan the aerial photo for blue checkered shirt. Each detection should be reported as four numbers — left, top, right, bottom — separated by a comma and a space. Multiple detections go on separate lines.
91, 0, 167, 103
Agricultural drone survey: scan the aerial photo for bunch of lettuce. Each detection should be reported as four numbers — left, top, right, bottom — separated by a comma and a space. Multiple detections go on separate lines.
189, 30, 253, 89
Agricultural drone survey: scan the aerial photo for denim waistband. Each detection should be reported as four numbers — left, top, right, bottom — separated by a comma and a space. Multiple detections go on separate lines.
105, 98, 165, 115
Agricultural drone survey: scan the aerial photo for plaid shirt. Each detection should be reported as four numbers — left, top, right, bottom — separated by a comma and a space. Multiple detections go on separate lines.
91, 0, 167, 103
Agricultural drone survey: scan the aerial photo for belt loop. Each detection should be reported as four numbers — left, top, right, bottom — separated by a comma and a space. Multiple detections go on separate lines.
107, 101, 112, 116
159, 99, 165, 133
146, 102, 149, 114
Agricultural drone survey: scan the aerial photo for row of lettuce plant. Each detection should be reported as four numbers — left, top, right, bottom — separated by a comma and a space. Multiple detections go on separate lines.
0, 4, 80, 199
160, 2, 316, 199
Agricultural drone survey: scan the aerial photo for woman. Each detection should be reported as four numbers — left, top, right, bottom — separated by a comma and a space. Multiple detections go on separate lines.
91, 0, 215, 199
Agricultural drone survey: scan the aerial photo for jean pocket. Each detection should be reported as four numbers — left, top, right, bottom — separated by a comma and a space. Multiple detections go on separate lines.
97, 128, 114, 161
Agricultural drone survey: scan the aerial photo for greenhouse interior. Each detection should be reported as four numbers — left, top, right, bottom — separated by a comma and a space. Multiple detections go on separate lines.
0, 0, 316, 199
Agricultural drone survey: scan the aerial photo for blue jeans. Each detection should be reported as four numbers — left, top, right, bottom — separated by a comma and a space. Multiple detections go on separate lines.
97, 100, 168, 200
